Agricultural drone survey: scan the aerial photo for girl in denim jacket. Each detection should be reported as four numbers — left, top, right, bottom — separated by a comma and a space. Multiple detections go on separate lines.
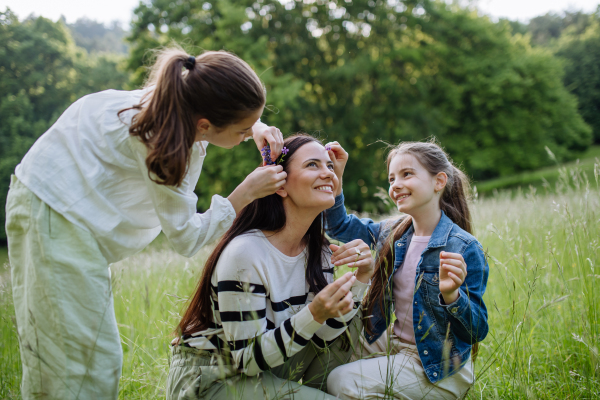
323, 140, 489, 399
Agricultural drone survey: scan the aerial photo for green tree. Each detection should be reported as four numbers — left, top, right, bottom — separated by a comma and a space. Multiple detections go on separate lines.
127, 0, 591, 212
0, 9, 129, 240
556, 17, 600, 143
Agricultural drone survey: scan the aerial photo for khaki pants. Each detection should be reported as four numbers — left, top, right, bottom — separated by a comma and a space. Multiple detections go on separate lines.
327, 328, 474, 400
166, 317, 363, 399
6, 176, 122, 399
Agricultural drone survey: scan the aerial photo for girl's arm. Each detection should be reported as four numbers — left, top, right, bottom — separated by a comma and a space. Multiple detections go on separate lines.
438, 243, 489, 344
324, 142, 383, 246
130, 139, 285, 257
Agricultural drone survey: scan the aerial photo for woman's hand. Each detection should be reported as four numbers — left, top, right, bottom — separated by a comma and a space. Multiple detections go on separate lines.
324, 141, 348, 196
227, 165, 287, 214
439, 251, 467, 304
252, 121, 284, 164
330, 240, 373, 284
308, 272, 357, 324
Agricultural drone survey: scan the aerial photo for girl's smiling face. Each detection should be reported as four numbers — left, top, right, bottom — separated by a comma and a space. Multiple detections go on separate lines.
277, 141, 338, 212
388, 153, 446, 216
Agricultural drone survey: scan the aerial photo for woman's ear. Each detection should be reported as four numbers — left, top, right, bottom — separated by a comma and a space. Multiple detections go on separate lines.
275, 186, 288, 198
197, 118, 213, 132
434, 172, 448, 193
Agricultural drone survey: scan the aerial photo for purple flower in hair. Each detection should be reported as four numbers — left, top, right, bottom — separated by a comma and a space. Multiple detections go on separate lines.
325, 144, 332, 151
261, 145, 274, 165
261, 145, 289, 165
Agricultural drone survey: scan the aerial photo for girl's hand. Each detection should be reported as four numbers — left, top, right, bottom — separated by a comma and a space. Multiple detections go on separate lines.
252, 121, 284, 164
439, 251, 467, 304
308, 272, 356, 324
227, 165, 287, 214
330, 240, 373, 284
325, 141, 348, 196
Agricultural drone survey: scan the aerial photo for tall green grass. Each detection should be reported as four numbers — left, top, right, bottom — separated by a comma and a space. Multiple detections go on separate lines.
0, 160, 598, 399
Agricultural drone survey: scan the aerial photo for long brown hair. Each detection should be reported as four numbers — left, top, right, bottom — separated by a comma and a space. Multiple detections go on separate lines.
365, 140, 473, 335
120, 48, 265, 186
177, 134, 331, 336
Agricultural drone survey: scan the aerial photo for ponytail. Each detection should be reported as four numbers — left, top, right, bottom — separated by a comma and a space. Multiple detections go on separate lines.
364, 139, 472, 335
119, 48, 265, 187
440, 166, 472, 234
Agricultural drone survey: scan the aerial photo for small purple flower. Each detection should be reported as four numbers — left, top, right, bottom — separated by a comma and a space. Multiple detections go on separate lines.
325, 144, 332, 151
261, 145, 274, 165
282, 147, 289, 155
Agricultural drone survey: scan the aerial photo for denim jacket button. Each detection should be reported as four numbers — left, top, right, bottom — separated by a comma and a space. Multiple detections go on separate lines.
423, 350, 428, 355
397, 243, 403, 247
414, 301, 417, 305
451, 307, 458, 313
433, 372, 438, 377
417, 325, 422, 330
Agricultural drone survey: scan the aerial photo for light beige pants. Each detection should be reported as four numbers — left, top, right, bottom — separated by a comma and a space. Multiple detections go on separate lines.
327, 328, 474, 400
6, 176, 121, 399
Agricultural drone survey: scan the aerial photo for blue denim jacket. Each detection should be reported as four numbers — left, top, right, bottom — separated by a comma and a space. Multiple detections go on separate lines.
325, 193, 489, 383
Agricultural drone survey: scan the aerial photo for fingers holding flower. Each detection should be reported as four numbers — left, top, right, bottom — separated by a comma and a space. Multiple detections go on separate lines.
252, 121, 284, 162
261, 145, 289, 166
329, 239, 373, 283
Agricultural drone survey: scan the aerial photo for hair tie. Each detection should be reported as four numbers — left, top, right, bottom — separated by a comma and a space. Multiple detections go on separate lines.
184, 56, 196, 71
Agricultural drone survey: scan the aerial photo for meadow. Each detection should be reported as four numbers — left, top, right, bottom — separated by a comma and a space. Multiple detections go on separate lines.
1, 161, 599, 399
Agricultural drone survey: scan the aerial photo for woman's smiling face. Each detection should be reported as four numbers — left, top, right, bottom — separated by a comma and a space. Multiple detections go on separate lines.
278, 141, 338, 212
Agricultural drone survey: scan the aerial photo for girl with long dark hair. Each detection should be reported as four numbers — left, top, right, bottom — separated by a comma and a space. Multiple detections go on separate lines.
6, 48, 287, 399
167, 134, 375, 399
324, 140, 489, 399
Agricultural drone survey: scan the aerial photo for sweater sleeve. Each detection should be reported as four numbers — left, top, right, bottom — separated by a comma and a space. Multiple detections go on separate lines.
215, 242, 324, 376
309, 253, 370, 348
129, 138, 236, 257
311, 278, 369, 348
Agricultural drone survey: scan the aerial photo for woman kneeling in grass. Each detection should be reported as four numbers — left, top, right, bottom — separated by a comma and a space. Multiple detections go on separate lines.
167, 134, 375, 399
324, 140, 489, 399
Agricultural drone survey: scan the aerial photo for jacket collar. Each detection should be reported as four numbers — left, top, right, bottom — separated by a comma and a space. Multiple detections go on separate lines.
399, 211, 453, 249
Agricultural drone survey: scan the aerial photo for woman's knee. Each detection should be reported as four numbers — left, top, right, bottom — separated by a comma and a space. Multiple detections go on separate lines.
327, 364, 359, 399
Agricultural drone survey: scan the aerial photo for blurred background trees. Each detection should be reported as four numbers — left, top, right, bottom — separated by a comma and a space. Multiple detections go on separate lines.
0, 9, 129, 240
1, 1, 599, 240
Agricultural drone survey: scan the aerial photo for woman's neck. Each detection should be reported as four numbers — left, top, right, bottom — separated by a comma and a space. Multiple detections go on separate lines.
263, 204, 321, 257
409, 204, 442, 237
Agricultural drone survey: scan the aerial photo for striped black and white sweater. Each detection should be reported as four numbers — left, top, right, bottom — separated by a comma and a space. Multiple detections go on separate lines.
176, 229, 369, 376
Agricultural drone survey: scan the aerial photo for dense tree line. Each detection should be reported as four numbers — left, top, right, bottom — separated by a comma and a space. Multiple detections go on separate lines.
0, 9, 129, 240
0, 2, 596, 239
127, 0, 590, 213
507, 8, 600, 143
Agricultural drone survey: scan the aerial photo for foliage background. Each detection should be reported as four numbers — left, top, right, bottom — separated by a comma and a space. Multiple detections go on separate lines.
0, 1, 598, 234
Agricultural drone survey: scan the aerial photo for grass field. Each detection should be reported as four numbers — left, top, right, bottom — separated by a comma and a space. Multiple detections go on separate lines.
1, 160, 599, 399
474, 145, 600, 196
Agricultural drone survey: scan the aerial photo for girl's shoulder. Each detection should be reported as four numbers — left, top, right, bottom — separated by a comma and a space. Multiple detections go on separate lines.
447, 223, 479, 246
377, 215, 408, 242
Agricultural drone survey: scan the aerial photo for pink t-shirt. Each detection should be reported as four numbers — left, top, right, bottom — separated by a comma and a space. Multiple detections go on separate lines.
393, 235, 431, 343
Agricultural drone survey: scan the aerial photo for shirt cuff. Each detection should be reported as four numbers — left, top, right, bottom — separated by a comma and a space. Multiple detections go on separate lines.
292, 305, 324, 339
212, 194, 236, 223
350, 278, 370, 302
331, 192, 345, 211
438, 290, 468, 317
